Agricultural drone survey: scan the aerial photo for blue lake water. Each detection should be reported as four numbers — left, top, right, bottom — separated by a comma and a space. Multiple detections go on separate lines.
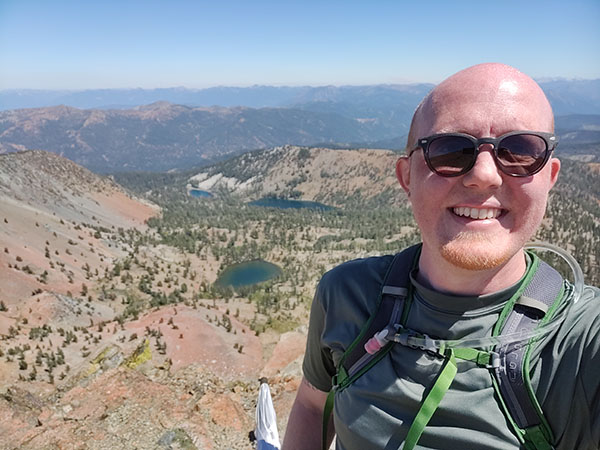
189, 189, 213, 198
249, 197, 332, 210
215, 260, 283, 288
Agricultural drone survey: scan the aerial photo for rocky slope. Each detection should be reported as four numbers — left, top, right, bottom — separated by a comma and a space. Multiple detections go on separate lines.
0, 150, 157, 310
0, 151, 307, 449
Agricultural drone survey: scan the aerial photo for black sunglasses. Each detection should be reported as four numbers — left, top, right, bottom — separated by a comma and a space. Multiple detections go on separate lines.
408, 131, 558, 177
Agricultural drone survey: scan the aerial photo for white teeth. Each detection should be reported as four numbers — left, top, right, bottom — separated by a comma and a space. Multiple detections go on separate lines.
452, 207, 501, 220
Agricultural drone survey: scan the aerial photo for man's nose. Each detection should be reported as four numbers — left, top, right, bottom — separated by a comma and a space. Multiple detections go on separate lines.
462, 144, 503, 189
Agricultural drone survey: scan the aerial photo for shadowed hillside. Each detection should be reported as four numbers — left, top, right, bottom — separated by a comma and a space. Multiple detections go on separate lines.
0, 104, 380, 173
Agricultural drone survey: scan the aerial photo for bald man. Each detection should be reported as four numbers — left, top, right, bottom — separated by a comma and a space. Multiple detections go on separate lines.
282, 64, 600, 450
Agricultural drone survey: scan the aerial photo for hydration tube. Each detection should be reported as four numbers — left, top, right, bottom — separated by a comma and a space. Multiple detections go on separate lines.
383, 242, 585, 351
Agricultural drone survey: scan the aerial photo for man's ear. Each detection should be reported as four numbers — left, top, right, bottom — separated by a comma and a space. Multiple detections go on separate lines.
548, 157, 560, 189
396, 156, 411, 195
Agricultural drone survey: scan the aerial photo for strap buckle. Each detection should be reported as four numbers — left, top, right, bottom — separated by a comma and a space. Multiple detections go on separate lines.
331, 374, 339, 390
487, 351, 500, 369
393, 327, 445, 359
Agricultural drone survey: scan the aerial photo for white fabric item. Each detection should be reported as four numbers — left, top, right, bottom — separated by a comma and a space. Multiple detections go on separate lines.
255, 382, 281, 449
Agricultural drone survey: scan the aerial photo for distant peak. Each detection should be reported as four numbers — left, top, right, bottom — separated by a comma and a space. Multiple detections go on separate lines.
134, 101, 175, 110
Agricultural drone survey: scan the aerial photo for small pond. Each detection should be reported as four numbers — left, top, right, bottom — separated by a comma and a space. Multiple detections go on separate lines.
189, 189, 213, 198
249, 197, 332, 210
214, 260, 283, 288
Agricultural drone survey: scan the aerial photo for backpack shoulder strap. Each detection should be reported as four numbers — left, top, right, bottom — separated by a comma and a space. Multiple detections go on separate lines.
336, 243, 421, 387
322, 244, 420, 450
494, 256, 565, 450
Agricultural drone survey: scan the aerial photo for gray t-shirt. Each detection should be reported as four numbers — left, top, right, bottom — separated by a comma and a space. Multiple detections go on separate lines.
303, 253, 600, 450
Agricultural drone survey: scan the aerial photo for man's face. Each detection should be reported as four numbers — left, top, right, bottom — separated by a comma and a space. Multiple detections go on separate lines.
397, 65, 561, 272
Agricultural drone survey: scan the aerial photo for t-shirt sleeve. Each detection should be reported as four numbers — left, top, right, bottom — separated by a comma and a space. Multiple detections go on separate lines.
302, 281, 337, 392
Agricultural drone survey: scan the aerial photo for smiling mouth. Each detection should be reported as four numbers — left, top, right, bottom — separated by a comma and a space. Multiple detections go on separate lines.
452, 207, 503, 220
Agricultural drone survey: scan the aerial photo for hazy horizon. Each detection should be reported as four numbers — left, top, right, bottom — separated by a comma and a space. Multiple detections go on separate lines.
2, 76, 599, 93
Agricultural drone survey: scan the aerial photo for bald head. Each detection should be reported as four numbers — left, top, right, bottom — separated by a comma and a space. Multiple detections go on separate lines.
406, 63, 554, 151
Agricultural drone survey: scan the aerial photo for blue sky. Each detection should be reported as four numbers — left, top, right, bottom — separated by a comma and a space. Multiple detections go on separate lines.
0, 0, 599, 89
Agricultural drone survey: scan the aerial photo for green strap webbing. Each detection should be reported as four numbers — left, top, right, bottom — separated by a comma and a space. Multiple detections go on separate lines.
403, 349, 457, 450
453, 347, 493, 367
326, 346, 494, 450
523, 424, 555, 450
322, 390, 335, 450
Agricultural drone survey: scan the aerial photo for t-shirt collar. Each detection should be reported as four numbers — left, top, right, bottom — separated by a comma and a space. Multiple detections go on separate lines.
408, 255, 531, 316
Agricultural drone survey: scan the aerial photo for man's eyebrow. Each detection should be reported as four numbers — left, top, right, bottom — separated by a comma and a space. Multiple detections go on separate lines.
425, 129, 469, 136
441, 127, 480, 134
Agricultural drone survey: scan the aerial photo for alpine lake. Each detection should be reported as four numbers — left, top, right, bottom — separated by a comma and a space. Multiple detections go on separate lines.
214, 260, 283, 288
189, 188, 213, 198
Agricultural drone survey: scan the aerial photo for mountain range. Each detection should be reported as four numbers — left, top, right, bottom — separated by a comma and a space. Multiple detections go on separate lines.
0, 84, 433, 111
1, 102, 598, 173
2, 80, 600, 114
0, 103, 384, 172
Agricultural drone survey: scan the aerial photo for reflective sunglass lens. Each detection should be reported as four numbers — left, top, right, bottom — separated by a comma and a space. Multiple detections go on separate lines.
427, 136, 475, 175
497, 134, 548, 176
